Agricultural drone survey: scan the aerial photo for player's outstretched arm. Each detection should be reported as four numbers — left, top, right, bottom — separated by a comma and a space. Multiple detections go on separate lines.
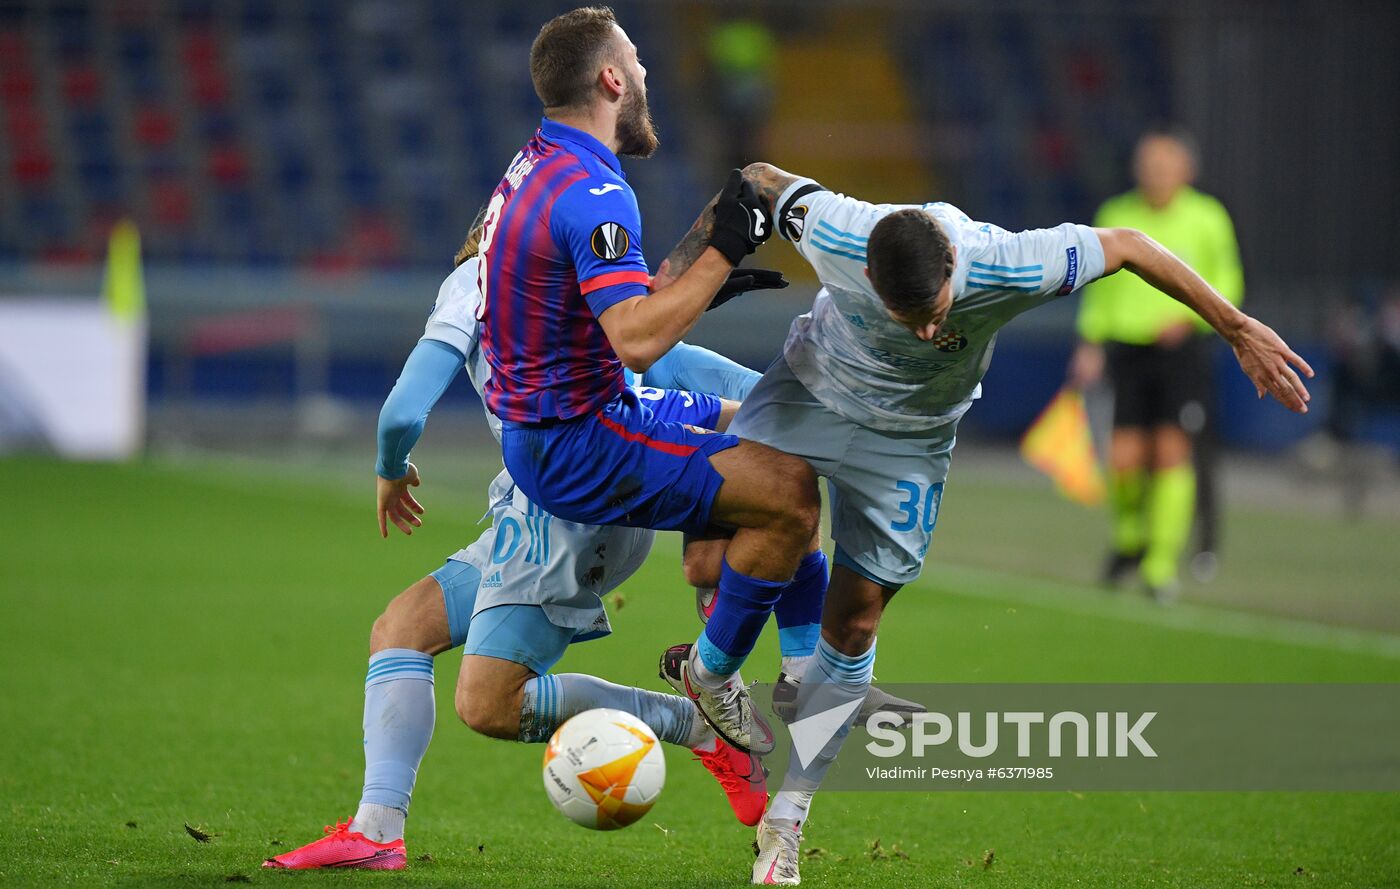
645, 341, 762, 403
654, 162, 804, 287
1095, 227, 1314, 413
598, 170, 771, 372
374, 339, 464, 536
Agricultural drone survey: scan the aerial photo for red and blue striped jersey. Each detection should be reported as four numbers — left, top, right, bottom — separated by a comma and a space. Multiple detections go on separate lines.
477, 119, 652, 423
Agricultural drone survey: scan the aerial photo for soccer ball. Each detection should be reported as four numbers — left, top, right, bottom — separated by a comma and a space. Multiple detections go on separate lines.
542, 708, 666, 830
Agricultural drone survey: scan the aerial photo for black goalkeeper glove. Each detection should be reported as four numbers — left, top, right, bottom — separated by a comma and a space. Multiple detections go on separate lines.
708, 168, 774, 265
707, 267, 789, 311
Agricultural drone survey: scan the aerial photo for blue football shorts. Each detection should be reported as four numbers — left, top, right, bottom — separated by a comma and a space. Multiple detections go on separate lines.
500, 387, 738, 535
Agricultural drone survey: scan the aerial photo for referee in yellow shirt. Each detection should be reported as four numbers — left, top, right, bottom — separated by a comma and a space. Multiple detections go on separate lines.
1070, 129, 1244, 601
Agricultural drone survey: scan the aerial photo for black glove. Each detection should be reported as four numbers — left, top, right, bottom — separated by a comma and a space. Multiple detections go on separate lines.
708, 168, 774, 265
708, 267, 789, 311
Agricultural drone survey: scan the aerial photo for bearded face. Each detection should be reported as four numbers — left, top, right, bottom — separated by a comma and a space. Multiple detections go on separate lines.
615, 69, 659, 159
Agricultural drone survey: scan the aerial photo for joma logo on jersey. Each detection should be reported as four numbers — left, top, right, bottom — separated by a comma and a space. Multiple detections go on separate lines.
781, 204, 809, 241
590, 222, 630, 261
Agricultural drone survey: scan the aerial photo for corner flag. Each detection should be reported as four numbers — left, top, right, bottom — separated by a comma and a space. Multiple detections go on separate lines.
102, 218, 145, 323
1020, 388, 1105, 506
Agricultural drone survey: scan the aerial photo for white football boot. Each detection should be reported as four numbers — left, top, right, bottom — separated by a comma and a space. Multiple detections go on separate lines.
660, 643, 775, 755
752, 816, 802, 885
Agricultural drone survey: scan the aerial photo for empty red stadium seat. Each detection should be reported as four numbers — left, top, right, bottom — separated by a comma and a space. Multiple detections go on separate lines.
206, 145, 249, 185
150, 178, 193, 226
1068, 56, 1105, 94
1035, 127, 1073, 172
180, 32, 220, 70
1, 69, 36, 102
134, 107, 176, 146
12, 150, 54, 183
192, 70, 229, 106
38, 243, 94, 265
348, 214, 402, 266
0, 32, 27, 72
4, 102, 43, 151
62, 66, 102, 105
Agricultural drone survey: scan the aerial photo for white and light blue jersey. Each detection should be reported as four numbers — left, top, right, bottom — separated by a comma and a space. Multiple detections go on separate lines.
774, 178, 1107, 431
422, 258, 500, 440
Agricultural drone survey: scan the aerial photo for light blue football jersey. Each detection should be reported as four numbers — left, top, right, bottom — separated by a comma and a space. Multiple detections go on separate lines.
774, 178, 1107, 431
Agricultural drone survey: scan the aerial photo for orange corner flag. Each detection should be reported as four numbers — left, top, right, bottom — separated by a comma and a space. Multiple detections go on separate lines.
1020, 388, 1105, 506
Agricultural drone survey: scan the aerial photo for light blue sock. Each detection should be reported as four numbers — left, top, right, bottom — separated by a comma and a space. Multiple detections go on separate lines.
354, 648, 435, 840
773, 550, 828, 662
519, 673, 707, 748
768, 636, 876, 825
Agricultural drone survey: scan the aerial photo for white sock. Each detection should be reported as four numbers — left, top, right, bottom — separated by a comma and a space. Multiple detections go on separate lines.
767, 790, 814, 825
780, 655, 812, 679
350, 802, 405, 843
687, 646, 735, 690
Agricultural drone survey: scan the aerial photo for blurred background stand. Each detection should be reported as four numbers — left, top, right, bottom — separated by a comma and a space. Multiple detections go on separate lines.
0, 0, 1395, 613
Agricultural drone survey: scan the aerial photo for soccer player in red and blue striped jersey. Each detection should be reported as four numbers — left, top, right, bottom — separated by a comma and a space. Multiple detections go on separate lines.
478, 7, 824, 755
475, 118, 650, 423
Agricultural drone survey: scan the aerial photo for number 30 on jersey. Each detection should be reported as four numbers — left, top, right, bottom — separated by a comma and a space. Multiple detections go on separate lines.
890, 480, 943, 534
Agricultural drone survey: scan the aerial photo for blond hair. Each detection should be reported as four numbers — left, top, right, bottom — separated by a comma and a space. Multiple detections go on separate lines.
453, 204, 490, 267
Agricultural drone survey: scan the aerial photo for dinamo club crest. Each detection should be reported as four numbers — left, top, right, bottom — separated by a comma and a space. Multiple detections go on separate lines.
931, 326, 968, 352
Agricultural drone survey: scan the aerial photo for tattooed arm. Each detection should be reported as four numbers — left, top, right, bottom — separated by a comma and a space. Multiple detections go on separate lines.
599, 164, 799, 372
653, 163, 804, 289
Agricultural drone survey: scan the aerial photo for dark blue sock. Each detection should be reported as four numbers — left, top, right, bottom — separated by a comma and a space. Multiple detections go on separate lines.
697, 558, 787, 675
773, 550, 827, 658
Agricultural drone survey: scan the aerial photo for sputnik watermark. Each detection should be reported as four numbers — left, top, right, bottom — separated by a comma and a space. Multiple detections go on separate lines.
865, 765, 1058, 784
756, 683, 1400, 791
864, 711, 1157, 758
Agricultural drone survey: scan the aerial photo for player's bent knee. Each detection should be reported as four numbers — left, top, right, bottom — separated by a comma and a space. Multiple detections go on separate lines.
794, 494, 822, 534
369, 577, 452, 656
683, 538, 727, 588
777, 485, 822, 541
454, 686, 520, 740
368, 602, 428, 654
683, 557, 721, 590
456, 655, 532, 740
769, 459, 821, 534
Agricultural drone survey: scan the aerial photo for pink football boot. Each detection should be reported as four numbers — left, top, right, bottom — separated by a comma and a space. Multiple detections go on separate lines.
693, 737, 768, 826
262, 819, 406, 870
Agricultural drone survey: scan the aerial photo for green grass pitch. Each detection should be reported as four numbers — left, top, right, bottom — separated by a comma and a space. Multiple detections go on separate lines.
3, 453, 1398, 887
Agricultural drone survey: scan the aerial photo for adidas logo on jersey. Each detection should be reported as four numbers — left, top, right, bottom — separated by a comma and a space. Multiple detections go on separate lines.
483, 571, 503, 589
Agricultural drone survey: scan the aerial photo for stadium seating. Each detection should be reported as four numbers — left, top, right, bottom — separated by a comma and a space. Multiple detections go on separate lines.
0, 0, 691, 268
0, 0, 1174, 270
895, 6, 1172, 231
